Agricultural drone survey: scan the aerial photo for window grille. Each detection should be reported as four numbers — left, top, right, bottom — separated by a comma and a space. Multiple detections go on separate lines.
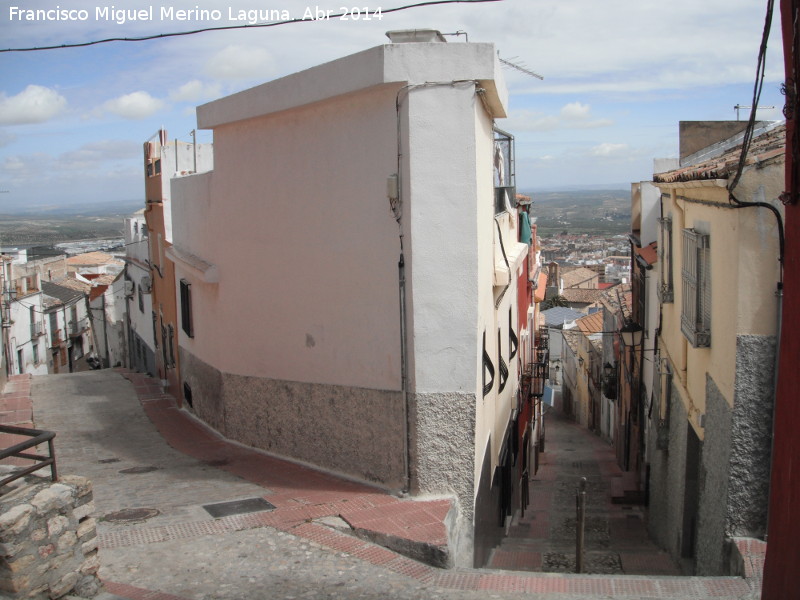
680, 229, 710, 347
658, 216, 674, 303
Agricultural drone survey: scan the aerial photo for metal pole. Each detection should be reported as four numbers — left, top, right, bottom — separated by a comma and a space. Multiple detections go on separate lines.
576, 476, 587, 573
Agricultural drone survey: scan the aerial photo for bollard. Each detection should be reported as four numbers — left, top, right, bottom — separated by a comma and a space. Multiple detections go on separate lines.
576, 477, 587, 573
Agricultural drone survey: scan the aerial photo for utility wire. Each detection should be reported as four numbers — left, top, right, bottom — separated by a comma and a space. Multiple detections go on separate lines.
1, 0, 503, 53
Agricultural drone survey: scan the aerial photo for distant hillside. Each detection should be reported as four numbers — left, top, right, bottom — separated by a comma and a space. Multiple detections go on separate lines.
519, 189, 631, 235
0, 199, 143, 218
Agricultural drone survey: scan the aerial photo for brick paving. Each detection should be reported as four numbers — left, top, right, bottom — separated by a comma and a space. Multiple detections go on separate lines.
0, 370, 764, 599
487, 411, 680, 577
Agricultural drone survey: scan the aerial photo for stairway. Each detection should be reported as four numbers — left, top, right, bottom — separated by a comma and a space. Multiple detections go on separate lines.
486, 412, 680, 575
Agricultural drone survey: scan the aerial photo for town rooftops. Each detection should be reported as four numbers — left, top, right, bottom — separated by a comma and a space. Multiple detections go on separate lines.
576, 311, 604, 335
67, 251, 123, 268
561, 287, 605, 305
197, 41, 508, 130
41, 280, 85, 307
654, 121, 785, 185
560, 266, 599, 289
541, 306, 585, 327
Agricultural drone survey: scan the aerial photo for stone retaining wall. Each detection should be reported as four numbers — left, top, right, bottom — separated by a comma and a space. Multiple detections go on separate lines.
0, 472, 100, 599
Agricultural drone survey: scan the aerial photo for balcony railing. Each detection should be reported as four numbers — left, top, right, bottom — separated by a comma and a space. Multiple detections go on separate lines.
30, 320, 45, 338
68, 317, 89, 337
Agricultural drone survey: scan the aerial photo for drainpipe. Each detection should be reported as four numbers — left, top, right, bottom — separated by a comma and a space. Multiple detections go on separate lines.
398, 250, 410, 495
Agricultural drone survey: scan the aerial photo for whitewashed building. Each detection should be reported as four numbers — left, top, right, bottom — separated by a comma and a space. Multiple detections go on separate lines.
169, 32, 540, 566
124, 210, 156, 375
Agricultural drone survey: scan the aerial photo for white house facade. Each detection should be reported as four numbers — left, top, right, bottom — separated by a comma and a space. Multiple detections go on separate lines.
168, 33, 538, 566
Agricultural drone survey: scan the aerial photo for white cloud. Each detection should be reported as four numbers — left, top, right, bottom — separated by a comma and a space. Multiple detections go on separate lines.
0, 85, 66, 125
508, 103, 613, 132
169, 80, 222, 103
591, 143, 630, 157
206, 45, 276, 80
560, 102, 591, 120
102, 91, 165, 120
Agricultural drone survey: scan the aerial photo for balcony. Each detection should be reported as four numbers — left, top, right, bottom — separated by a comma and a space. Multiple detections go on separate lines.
68, 317, 89, 337
30, 320, 45, 338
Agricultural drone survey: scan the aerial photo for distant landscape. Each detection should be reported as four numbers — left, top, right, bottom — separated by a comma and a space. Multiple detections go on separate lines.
520, 189, 631, 236
0, 200, 141, 247
0, 190, 631, 248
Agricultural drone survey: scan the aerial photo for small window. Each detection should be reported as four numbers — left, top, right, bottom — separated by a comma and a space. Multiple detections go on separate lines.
180, 279, 194, 338
154, 159, 161, 175
138, 286, 144, 313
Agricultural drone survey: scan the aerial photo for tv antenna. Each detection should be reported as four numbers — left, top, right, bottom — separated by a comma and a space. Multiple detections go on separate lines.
499, 56, 544, 80
734, 104, 775, 120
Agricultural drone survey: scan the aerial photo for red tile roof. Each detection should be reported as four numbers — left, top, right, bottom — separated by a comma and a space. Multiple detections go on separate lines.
534, 271, 548, 302
576, 311, 604, 335
654, 123, 785, 184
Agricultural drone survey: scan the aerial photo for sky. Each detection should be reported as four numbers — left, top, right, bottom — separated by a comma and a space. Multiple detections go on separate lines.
0, 0, 787, 211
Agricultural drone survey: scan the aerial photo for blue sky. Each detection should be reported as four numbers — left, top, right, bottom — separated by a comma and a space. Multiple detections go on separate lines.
0, 0, 787, 210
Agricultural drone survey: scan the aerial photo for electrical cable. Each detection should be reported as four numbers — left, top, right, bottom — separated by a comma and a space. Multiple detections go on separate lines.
1, 0, 503, 53
729, 0, 774, 192
725, 0, 784, 283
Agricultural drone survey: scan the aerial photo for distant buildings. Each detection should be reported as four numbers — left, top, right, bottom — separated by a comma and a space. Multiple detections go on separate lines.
0, 249, 126, 376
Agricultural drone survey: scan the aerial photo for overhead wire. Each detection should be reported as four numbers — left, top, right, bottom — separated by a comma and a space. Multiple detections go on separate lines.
0, 0, 503, 53
726, 0, 784, 282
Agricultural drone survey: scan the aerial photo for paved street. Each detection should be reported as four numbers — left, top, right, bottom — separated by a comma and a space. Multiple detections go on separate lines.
489, 411, 679, 576
3, 370, 763, 599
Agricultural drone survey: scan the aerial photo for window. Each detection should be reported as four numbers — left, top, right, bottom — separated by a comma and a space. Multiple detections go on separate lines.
32, 341, 39, 365
493, 128, 515, 215
138, 286, 144, 313
180, 279, 194, 337
658, 215, 674, 303
681, 228, 711, 347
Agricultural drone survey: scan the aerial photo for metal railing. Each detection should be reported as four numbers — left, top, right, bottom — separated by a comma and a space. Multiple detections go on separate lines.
0, 425, 57, 488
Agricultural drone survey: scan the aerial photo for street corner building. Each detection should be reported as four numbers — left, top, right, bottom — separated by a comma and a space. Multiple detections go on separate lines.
145, 31, 547, 567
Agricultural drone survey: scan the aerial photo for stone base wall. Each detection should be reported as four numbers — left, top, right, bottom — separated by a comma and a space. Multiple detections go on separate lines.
646, 385, 689, 560
696, 375, 731, 574
0, 472, 100, 599
409, 392, 476, 567
179, 349, 406, 489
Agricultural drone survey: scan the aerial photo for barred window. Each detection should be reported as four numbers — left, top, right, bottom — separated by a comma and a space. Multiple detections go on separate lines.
658, 216, 674, 303
680, 229, 711, 347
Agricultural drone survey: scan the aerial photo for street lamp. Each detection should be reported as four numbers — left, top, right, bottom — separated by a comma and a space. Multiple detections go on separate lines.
620, 321, 643, 348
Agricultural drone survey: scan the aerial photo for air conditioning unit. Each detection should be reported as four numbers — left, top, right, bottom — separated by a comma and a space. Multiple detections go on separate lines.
140, 276, 152, 294
124, 281, 134, 297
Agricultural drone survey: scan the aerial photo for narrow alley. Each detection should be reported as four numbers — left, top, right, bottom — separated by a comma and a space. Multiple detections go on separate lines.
488, 411, 679, 575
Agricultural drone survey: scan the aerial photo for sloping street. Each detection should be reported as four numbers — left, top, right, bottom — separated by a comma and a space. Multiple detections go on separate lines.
6, 369, 759, 599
